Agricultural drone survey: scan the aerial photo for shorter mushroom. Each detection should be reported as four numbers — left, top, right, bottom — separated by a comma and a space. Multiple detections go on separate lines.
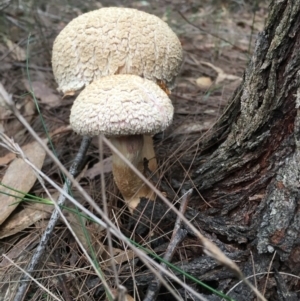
70, 74, 173, 211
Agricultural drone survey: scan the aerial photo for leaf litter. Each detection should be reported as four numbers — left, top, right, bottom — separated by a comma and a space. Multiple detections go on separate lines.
23, 80, 61, 108
0, 1, 270, 300
0, 140, 46, 225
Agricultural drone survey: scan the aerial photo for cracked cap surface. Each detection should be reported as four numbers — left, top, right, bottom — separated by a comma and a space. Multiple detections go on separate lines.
70, 74, 174, 136
52, 7, 183, 94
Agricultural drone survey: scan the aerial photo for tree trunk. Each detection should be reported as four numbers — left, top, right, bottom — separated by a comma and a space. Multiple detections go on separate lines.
179, 0, 300, 288
128, 1, 300, 299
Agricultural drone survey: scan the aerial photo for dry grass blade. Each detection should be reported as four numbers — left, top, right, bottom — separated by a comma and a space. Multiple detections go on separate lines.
0, 0, 11, 11
0, 82, 14, 112
0, 232, 39, 268
2, 254, 62, 301
201, 239, 267, 301
199, 61, 242, 85
84, 156, 112, 179
262, 251, 277, 296
144, 190, 191, 301
223, 271, 300, 301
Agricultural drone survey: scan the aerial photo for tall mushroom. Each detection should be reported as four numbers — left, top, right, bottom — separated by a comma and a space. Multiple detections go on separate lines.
69, 74, 173, 211
52, 7, 182, 173
52, 7, 182, 95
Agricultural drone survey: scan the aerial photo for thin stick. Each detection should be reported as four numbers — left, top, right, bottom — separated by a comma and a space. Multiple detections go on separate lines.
14, 136, 91, 301
143, 190, 192, 301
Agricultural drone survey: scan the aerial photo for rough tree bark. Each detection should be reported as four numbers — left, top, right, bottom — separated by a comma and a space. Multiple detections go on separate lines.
169, 0, 300, 298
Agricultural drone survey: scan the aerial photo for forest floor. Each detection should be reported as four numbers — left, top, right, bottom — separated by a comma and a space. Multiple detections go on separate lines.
0, 1, 269, 301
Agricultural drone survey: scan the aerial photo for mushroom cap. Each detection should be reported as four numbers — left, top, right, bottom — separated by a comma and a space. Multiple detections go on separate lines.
52, 7, 183, 94
70, 74, 174, 137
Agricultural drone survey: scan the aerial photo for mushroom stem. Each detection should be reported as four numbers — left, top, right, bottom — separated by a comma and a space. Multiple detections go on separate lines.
110, 135, 155, 212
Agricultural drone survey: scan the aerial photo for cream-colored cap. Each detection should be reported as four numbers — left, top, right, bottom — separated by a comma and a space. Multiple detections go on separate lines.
70, 74, 174, 136
52, 7, 182, 94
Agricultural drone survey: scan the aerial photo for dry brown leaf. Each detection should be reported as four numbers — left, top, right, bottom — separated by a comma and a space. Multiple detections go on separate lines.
196, 76, 213, 90
23, 80, 61, 108
125, 295, 135, 301
0, 202, 52, 239
49, 125, 72, 138
101, 246, 135, 266
63, 91, 76, 98
111, 248, 135, 264
0, 82, 12, 111
0, 140, 46, 225
4, 38, 26, 61
0, 152, 16, 165
84, 157, 113, 179
110, 289, 135, 301
4, 96, 35, 138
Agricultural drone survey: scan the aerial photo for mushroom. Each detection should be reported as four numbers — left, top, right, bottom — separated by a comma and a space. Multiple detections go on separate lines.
52, 7, 182, 175
69, 74, 173, 211
52, 7, 182, 95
